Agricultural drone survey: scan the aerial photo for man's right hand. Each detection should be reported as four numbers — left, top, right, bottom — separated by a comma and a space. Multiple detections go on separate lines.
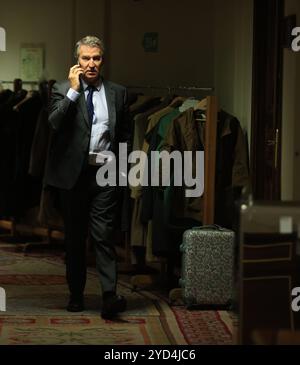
68, 65, 84, 92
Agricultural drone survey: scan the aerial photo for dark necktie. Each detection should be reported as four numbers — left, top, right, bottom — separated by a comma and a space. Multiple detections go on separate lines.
86, 85, 95, 125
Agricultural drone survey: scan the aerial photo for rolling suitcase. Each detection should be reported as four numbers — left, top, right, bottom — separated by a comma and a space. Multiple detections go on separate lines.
179, 225, 235, 307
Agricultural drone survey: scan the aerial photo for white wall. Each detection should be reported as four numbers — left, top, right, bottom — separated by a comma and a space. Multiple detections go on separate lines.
108, 0, 215, 90
0, 0, 254, 135
73, 0, 106, 54
214, 0, 253, 135
0, 0, 73, 85
282, 0, 300, 201
0, 0, 106, 88
107, 0, 253, 132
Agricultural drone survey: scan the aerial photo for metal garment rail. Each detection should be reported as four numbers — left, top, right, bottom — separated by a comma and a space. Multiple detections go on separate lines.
127, 85, 214, 94
1, 80, 39, 84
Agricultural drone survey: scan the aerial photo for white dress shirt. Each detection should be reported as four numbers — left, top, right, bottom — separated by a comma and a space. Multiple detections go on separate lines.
67, 80, 111, 155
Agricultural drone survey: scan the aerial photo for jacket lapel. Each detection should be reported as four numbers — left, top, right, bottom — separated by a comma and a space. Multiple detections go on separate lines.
103, 80, 116, 141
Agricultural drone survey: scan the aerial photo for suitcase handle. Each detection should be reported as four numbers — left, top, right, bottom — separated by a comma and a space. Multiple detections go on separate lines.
192, 225, 225, 231
180, 224, 231, 253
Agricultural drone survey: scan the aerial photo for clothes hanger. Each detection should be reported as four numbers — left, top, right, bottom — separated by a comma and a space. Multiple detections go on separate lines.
191, 97, 207, 121
194, 97, 207, 111
169, 96, 187, 108
194, 110, 206, 122
179, 98, 200, 113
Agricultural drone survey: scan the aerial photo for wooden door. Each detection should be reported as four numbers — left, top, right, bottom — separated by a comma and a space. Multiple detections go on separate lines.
251, 0, 284, 200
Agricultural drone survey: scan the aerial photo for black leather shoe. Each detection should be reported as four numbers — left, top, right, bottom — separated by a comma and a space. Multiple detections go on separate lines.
101, 292, 127, 320
67, 297, 84, 312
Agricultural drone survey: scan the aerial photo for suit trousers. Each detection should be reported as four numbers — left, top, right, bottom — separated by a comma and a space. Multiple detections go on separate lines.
59, 164, 119, 298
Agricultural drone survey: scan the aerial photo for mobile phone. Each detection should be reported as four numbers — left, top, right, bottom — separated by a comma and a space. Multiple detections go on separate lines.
77, 61, 83, 79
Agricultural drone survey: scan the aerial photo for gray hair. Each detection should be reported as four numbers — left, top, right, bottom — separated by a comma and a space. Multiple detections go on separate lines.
75, 36, 105, 58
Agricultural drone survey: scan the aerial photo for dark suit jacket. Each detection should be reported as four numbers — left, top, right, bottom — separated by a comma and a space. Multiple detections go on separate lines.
44, 78, 130, 190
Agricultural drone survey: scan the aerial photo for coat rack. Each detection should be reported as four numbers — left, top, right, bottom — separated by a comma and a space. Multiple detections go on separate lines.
129, 92, 218, 295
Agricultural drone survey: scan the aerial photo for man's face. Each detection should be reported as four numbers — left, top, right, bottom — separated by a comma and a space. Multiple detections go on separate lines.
78, 45, 103, 84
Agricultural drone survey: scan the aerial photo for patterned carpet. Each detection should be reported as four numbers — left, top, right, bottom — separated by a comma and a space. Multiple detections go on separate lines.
0, 242, 234, 345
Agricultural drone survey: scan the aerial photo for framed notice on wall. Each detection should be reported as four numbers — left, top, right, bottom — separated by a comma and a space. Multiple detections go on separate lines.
20, 44, 44, 81
142, 33, 159, 52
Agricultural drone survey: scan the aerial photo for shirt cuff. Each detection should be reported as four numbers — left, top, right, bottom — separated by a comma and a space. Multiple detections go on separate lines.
67, 88, 80, 102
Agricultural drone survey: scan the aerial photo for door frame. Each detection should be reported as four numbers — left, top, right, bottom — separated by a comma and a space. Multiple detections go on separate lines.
251, 0, 284, 200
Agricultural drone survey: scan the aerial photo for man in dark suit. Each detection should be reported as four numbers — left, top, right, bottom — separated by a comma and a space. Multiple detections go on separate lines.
44, 35, 130, 319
